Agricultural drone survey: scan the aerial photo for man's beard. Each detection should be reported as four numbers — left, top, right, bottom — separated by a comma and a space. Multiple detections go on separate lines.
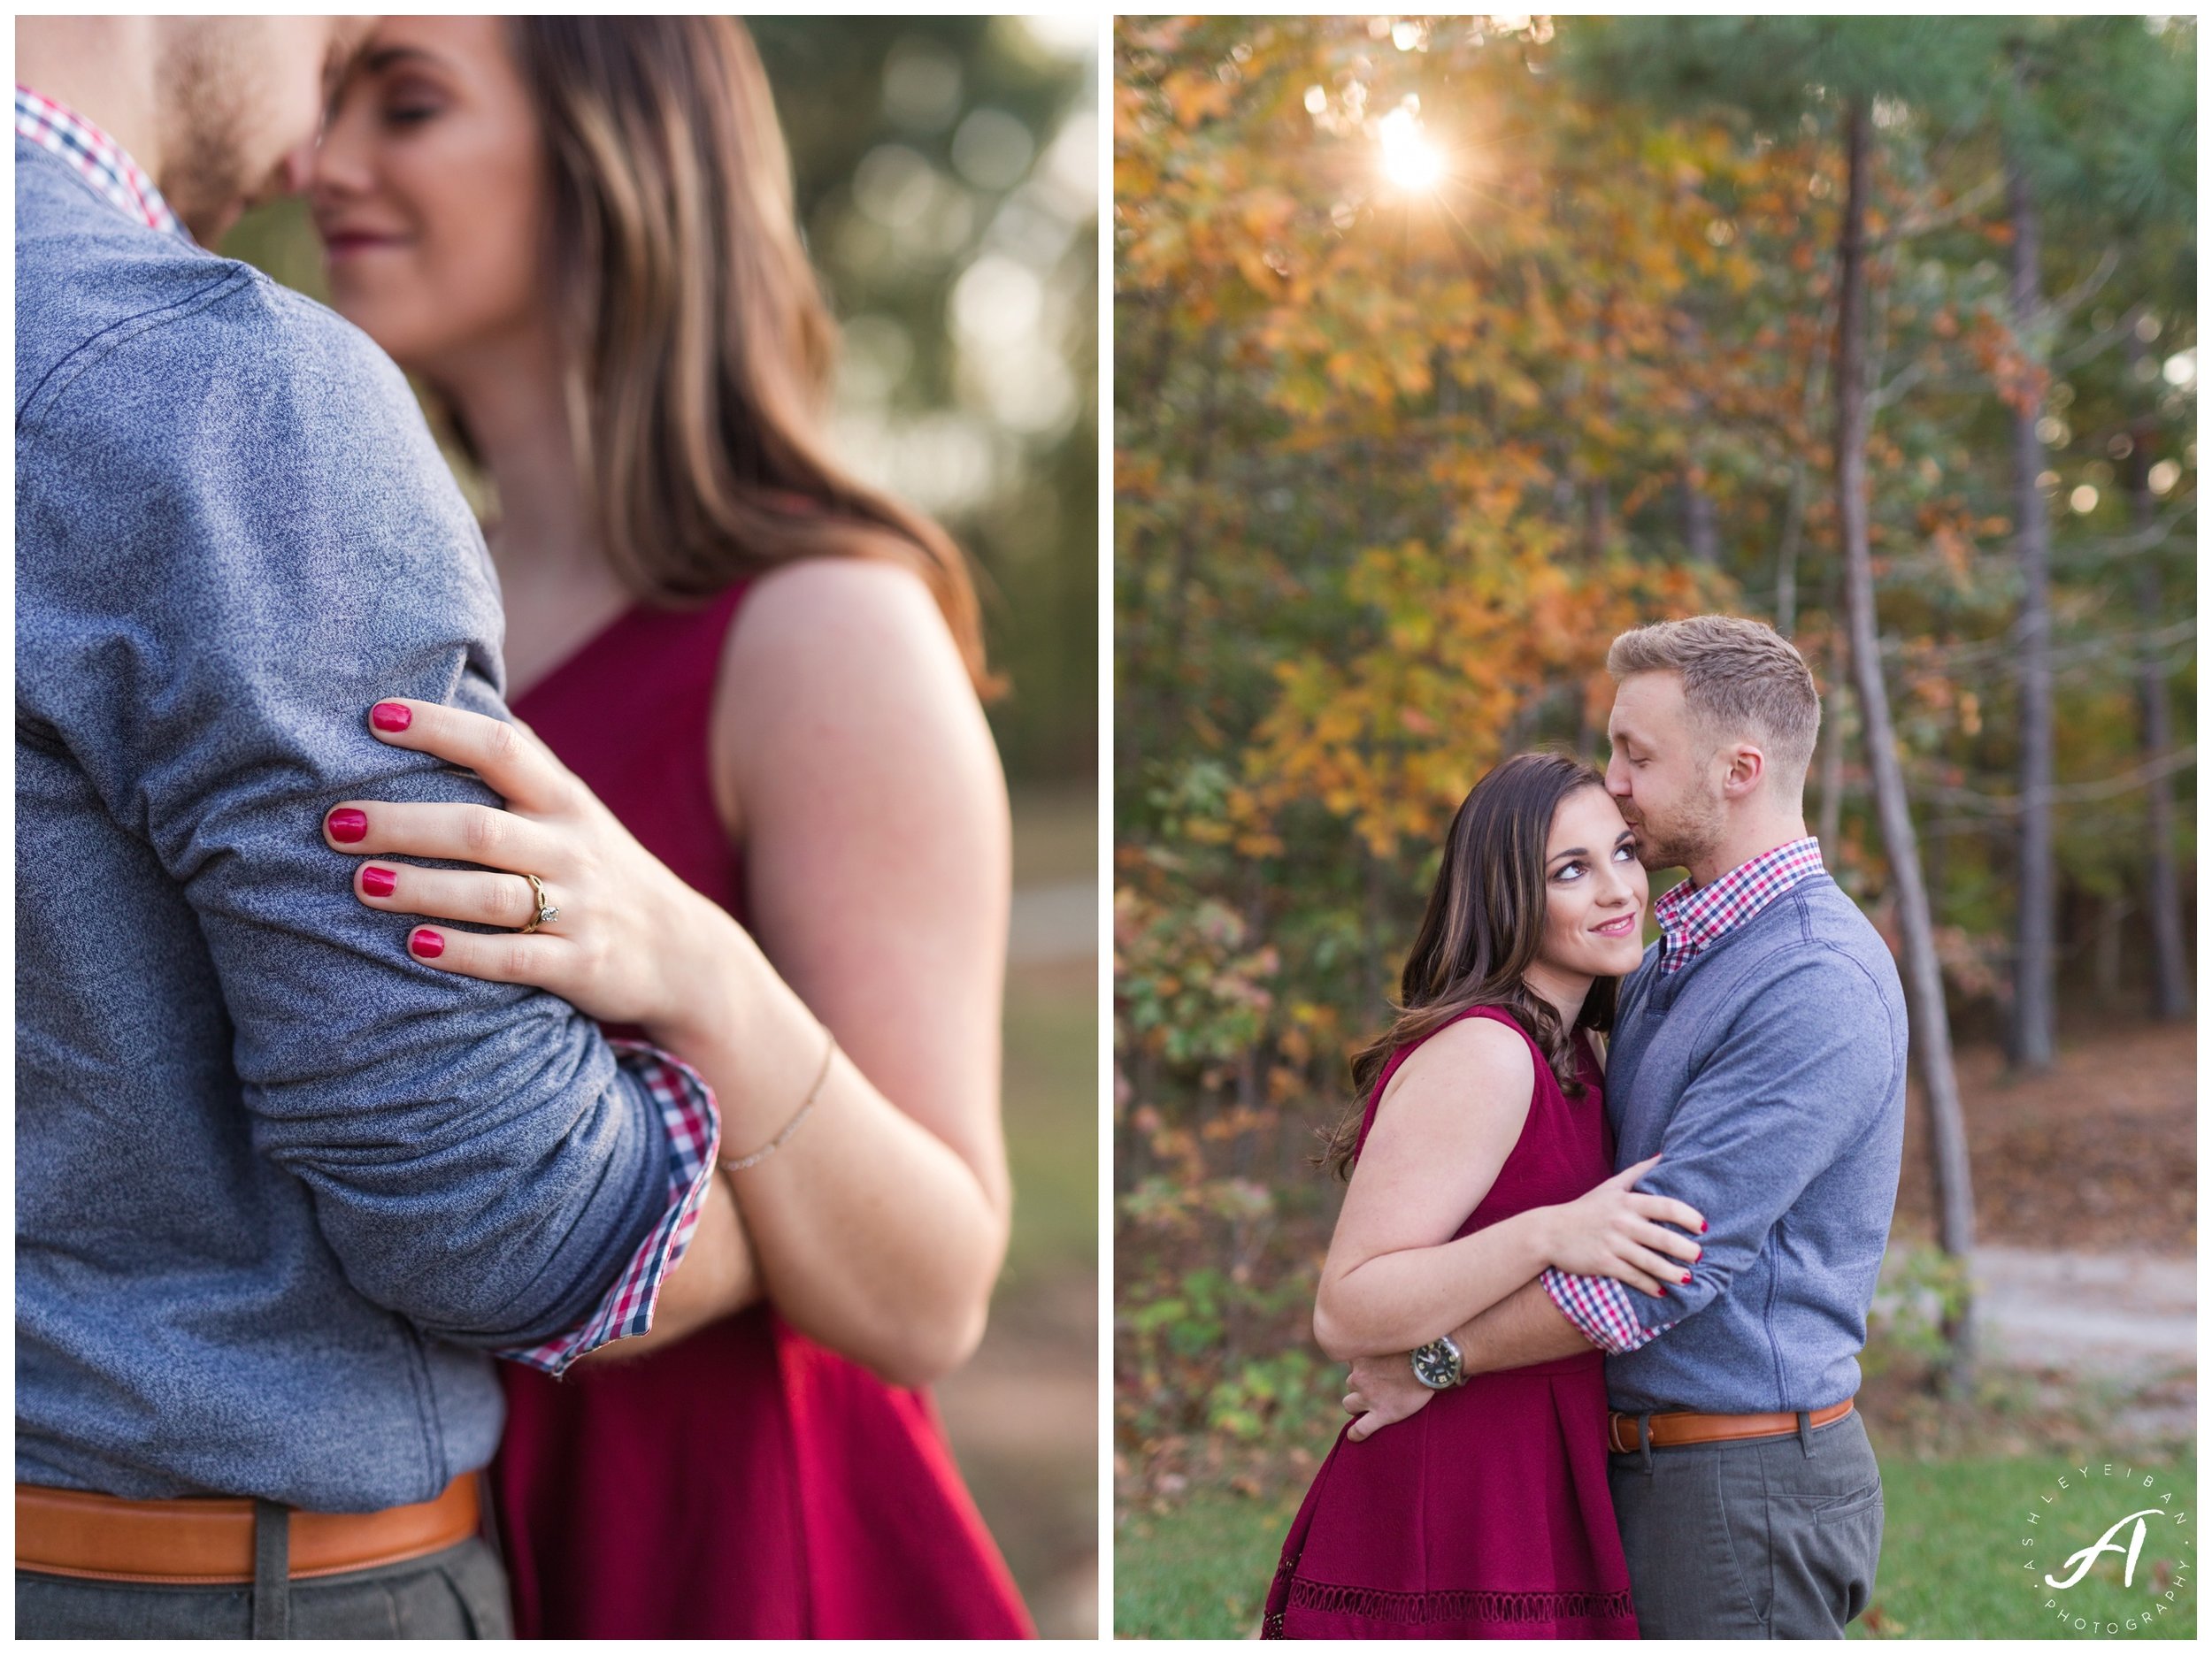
1626, 791, 1726, 876
154, 27, 262, 241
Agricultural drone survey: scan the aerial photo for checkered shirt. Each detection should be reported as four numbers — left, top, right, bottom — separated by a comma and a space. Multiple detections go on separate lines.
494, 1039, 722, 1375
1653, 836, 1827, 975
16, 86, 185, 239
1541, 836, 1826, 1354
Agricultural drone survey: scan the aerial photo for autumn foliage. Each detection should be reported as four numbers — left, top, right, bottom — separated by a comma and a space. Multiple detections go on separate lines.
1114, 16, 2193, 1498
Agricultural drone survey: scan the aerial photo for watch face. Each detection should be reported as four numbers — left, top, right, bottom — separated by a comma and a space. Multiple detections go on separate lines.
1410, 1339, 1459, 1390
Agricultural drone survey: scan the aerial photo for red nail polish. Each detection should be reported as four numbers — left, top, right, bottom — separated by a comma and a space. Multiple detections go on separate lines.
1682, 1272, 1694, 1284
327, 808, 367, 843
1694, 1249, 1703, 1262
1701, 1221, 1709, 1234
410, 928, 443, 959
361, 866, 396, 897
372, 701, 412, 732
1658, 1285, 1668, 1297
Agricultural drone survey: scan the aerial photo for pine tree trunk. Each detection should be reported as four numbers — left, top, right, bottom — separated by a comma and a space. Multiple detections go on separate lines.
1834, 98, 1977, 1379
2005, 142, 2057, 1070
2125, 332, 2192, 1020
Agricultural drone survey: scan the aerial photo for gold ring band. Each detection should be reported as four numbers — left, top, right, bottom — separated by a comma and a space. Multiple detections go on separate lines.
518, 872, 558, 934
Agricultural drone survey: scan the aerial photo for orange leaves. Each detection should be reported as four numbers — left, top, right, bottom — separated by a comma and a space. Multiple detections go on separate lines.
1964, 307, 2049, 417
1160, 65, 1235, 131
1427, 441, 1554, 527
1238, 186, 1298, 241
1112, 80, 1155, 154
1232, 526, 1729, 863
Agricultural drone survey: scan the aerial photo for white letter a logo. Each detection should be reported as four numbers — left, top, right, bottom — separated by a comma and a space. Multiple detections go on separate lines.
2045, 1510, 2167, 1590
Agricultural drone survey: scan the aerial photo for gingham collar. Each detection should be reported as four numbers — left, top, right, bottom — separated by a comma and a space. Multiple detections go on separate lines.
16, 85, 186, 240
1652, 837, 1825, 974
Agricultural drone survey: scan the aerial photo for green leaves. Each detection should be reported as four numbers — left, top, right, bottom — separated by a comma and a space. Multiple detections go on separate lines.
1114, 12, 2193, 1500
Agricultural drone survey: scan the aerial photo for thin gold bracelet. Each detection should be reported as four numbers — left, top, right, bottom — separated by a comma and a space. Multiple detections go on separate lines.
717, 1026, 836, 1172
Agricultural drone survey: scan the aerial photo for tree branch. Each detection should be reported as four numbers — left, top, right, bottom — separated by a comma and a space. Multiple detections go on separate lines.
1911, 746, 2196, 817
1869, 169, 2007, 249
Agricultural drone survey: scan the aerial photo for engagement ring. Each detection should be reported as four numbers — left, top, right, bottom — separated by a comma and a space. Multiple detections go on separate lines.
519, 872, 558, 934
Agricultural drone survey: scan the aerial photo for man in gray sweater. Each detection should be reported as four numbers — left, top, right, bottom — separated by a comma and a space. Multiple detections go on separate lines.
18, 18, 743, 1638
1348, 616, 1909, 1638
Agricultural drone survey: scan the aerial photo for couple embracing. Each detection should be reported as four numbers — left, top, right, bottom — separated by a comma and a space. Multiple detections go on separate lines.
19, 15, 1029, 1641
1265, 617, 1907, 1640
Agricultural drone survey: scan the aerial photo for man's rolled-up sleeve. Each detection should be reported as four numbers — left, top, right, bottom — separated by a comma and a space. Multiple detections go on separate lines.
19, 282, 716, 1352
1540, 1268, 1673, 1354
495, 1042, 721, 1374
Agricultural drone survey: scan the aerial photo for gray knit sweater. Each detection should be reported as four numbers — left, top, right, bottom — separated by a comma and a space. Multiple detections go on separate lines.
1602, 873, 1909, 1414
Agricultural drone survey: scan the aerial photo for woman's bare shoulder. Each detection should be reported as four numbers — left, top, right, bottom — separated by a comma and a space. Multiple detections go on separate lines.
1381, 1013, 1536, 1108
710, 554, 993, 835
737, 549, 943, 634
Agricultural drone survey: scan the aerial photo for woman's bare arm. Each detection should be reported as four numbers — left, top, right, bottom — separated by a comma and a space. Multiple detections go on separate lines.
1310, 1019, 1563, 1360
666, 556, 1010, 1388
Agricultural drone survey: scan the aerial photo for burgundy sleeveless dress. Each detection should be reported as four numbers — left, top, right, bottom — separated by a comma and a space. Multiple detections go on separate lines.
489, 582, 1034, 1638
1263, 1006, 1639, 1639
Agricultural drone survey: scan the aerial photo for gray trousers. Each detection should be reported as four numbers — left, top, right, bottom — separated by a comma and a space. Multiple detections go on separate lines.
1609, 1407, 1884, 1639
17, 1527, 511, 1640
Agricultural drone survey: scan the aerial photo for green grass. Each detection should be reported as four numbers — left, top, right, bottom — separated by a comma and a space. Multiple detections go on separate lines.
1116, 1488, 1300, 1639
1853, 1452, 2196, 1640
1114, 1451, 2197, 1639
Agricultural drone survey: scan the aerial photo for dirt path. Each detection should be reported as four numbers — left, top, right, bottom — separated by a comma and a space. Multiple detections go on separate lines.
1009, 879, 1097, 965
1892, 1020, 2193, 1255
1971, 1246, 2194, 1376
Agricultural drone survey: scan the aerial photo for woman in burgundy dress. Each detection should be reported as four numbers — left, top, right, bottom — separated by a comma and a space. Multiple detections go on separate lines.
1263, 754, 1706, 1639
309, 17, 1032, 1637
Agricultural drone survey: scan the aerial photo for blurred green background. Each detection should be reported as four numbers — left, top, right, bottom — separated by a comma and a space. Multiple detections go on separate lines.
225, 15, 1099, 1636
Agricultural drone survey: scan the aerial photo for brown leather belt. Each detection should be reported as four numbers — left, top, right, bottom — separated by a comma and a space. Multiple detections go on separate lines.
1608, 1398, 1855, 1455
16, 1474, 480, 1585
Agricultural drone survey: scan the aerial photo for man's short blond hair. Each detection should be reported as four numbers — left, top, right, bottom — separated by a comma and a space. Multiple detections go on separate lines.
1607, 616, 1821, 792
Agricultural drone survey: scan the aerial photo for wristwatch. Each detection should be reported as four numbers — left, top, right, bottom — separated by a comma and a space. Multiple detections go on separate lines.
1409, 1333, 1466, 1391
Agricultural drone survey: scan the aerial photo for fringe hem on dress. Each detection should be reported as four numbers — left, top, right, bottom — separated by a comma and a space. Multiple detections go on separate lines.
1263, 1574, 1636, 1637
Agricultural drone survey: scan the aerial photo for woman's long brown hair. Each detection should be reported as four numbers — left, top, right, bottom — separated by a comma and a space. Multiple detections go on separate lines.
459, 17, 994, 693
1321, 752, 1620, 1180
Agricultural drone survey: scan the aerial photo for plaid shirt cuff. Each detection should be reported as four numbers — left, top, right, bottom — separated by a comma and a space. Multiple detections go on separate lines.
493, 1040, 720, 1376
1541, 1268, 1675, 1356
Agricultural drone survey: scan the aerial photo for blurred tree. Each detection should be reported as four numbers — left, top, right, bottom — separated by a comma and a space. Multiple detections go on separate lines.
1986, 18, 2197, 1047
1502, 11, 1988, 1376
753, 17, 1099, 782
2000, 52, 2059, 1071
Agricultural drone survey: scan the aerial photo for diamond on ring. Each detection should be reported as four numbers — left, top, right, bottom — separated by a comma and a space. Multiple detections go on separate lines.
519, 872, 557, 934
